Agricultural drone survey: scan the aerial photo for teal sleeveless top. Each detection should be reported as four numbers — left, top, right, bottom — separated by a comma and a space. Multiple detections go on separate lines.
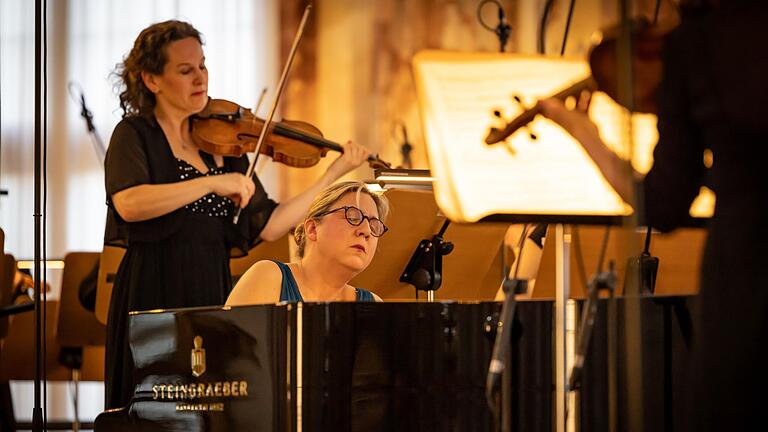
271, 260, 375, 302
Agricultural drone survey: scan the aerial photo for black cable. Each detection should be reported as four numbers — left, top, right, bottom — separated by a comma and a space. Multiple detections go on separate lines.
477, 0, 499, 32
653, 0, 662, 25
538, 0, 556, 54
559, 0, 577, 56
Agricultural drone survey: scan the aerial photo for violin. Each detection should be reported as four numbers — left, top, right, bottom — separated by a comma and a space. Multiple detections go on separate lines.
191, 99, 391, 169
485, 17, 675, 145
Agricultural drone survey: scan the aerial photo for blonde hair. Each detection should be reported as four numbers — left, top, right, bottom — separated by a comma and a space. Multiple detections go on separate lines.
294, 181, 389, 258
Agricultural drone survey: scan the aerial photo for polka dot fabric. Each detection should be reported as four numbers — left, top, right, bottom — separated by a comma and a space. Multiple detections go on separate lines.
177, 158, 234, 218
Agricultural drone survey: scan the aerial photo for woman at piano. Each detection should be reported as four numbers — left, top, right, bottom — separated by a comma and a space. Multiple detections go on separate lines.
103, 20, 371, 409
226, 181, 387, 304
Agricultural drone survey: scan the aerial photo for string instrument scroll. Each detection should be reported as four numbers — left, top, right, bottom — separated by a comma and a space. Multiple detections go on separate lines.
485, 18, 673, 145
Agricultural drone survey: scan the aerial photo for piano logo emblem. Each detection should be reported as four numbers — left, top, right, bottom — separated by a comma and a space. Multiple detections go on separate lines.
191, 336, 206, 378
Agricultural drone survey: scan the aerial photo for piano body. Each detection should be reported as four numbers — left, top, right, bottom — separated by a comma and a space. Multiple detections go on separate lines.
94, 301, 553, 431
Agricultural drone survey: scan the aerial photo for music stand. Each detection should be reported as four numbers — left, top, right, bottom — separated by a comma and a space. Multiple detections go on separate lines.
412, 51, 641, 432
54, 252, 107, 431
350, 188, 509, 301
0, 299, 104, 423
94, 246, 125, 326
57, 252, 105, 346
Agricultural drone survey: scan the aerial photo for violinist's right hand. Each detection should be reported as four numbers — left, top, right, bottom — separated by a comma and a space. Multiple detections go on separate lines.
207, 173, 255, 209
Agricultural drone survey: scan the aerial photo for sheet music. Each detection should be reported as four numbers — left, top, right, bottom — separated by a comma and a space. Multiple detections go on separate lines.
414, 52, 631, 222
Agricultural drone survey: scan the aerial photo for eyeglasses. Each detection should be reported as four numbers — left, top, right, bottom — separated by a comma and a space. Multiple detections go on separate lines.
317, 206, 389, 237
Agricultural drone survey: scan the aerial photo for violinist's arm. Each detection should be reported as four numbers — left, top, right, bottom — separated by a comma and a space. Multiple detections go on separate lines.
258, 141, 370, 241
538, 98, 642, 204
112, 173, 255, 222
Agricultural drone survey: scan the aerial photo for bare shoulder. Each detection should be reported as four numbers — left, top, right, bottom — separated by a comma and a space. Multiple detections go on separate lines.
371, 292, 384, 302
226, 260, 283, 306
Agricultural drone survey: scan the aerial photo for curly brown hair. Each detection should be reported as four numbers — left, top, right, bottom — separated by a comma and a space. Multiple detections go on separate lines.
114, 20, 203, 117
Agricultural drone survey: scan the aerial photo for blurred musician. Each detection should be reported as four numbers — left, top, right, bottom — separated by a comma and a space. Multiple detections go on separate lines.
226, 181, 388, 304
539, 2, 768, 429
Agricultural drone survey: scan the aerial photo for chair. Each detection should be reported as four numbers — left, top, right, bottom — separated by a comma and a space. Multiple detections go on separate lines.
0, 252, 105, 431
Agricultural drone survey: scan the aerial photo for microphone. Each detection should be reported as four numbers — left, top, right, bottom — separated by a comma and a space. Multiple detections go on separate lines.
477, 0, 512, 53
495, 4, 511, 52
393, 121, 413, 169
67, 81, 106, 161
79, 93, 96, 132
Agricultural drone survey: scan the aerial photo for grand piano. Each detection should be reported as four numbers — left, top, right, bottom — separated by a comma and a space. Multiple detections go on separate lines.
94, 301, 553, 431
95, 297, 691, 431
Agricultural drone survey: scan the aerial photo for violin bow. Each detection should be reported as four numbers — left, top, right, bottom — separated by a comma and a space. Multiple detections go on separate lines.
233, 4, 312, 224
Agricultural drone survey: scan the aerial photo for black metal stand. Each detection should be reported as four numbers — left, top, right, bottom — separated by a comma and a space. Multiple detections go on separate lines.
568, 262, 617, 390
399, 220, 454, 300
568, 260, 618, 432
0, 302, 35, 318
33, 0, 45, 430
485, 277, 526, 432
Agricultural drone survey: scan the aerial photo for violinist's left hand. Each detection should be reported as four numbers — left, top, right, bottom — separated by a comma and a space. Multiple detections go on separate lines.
538, 91, 599, 147
324, 140, 370, 179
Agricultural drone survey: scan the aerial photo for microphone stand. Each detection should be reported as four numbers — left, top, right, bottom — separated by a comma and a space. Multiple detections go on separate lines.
567, 227, 618, 431
399, 220, 454, 302
486, 224, 535, 431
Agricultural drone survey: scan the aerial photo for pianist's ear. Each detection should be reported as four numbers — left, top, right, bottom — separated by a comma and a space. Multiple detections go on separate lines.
305, 219, 319, 242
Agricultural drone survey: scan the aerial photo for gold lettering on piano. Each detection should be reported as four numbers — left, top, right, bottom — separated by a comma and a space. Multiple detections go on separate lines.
151, 380, 249, 401
175, 402, 225, 412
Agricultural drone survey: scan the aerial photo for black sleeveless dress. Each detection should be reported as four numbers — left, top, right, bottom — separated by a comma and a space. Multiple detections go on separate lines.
103, 116, 278, 409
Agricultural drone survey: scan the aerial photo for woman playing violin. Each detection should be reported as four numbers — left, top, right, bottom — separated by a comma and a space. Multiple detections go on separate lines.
104, 20, 370, 410
226, 181, 387, 306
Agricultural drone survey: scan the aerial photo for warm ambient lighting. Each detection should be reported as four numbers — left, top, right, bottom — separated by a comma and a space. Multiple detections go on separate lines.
412, 51, 715, 222
17, 260, 66, 270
